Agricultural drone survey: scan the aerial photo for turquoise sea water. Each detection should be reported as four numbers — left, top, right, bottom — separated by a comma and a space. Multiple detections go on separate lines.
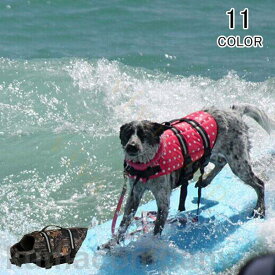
0, 0, 275, 274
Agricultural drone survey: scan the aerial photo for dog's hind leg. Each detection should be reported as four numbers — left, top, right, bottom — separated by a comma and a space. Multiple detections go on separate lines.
226, 151, 265, 218
200, 154, 227, 187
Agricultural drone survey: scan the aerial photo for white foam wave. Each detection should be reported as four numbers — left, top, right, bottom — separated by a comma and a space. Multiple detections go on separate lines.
66, 59, 275, 128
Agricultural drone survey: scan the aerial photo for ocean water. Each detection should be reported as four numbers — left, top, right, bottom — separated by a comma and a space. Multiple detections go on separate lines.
0, 0, 274, 274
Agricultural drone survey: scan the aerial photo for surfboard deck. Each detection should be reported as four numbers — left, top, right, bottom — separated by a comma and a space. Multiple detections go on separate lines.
76, 167, 263, 275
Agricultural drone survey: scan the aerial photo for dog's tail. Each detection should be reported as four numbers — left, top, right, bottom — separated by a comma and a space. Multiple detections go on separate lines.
231, 104, 275, 134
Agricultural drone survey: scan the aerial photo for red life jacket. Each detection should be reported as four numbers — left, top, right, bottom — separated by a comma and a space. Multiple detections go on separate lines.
126, 111, 218, 181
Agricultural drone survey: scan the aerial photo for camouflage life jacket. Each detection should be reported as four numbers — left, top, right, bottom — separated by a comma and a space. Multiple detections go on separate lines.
10, 225, 87, 269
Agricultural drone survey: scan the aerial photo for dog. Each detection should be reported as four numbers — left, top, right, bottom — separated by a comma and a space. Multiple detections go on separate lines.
103, 104, 275, 249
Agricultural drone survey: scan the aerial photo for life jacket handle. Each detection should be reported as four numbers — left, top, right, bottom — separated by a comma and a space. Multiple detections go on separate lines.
40, 225, 76, 257
40, 225, 64, 232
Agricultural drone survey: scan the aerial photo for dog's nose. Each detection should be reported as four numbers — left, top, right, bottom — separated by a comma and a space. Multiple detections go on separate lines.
126, 144, 139, 154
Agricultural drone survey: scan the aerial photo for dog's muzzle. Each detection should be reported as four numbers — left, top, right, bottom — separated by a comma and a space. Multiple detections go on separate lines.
126, 144, 139, 154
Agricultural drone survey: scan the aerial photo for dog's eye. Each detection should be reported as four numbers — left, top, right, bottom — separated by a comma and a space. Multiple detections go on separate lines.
125, 131, 133, 140
120, 127, 134, 145
137, 128, 145, 142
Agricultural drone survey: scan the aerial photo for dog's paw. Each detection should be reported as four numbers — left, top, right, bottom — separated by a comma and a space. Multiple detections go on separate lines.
250, 207, 265, 219
138, 250, 155, 265
97, 238, 119, 250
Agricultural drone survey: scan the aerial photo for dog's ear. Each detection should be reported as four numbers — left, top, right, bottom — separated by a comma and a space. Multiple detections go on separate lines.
119, 123, 129, 138
151, 123, 169, 137
119, 123, 132, 145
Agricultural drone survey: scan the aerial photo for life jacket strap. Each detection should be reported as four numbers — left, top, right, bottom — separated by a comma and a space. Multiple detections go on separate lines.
165, 117, 212, 215
65, 228, 76, 257
124, 161, 161, 180
163, 121, 193, 212
181, 118, 212, 166
170, 126, 192, 165
181, 118, 211, 217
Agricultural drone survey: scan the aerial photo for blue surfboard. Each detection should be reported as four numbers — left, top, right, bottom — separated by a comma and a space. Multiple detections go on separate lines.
76, 167, 263, 275
6, 167, 264, 275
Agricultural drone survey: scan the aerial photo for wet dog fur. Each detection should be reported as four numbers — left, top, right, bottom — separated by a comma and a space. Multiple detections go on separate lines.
103, 104, 275, 249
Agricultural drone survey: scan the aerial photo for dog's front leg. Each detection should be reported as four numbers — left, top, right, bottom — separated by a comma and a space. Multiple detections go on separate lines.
117, 179, 146, 242
99, 180, 145, 250
150, 179, 171, 236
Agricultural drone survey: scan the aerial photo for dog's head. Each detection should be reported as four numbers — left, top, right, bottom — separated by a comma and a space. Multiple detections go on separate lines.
119, 120, 168, 163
